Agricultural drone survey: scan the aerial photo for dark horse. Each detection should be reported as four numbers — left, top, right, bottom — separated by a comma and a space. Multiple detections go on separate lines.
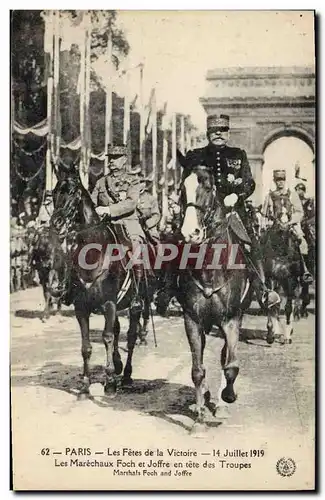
177, 166, 280, 433
50, 164, 155, 396
260, 221, 303, 344
29, 224, 63, 321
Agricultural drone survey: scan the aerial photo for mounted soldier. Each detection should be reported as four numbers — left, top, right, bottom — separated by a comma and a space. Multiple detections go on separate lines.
156, 113, 280, 313
136, 172, 161, 244
90, 144, 145, 311
295, 182, 315, 252
261, 170, 313, 283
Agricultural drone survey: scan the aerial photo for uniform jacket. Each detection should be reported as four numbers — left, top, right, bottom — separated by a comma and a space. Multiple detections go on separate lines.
91, 170, 144, 240
262, 188, 303, 225
137, 190, 161, 239
301, 197, 315, 243
181, 143, 255, 205
301, 197, 315, 225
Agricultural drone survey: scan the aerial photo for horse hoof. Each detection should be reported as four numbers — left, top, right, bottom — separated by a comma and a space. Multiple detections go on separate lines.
190, 422, 207, 438
266, 332, 275, 344
221, 387, 237, 404
139, 339, 148, 346
204, 390, 211, 404
77, 391, 89, 401
113, 359, 123, 376
281, 338, 292, 345
122, 376, 133, 388
104, 381, 117, 396
214, 405, 230, 419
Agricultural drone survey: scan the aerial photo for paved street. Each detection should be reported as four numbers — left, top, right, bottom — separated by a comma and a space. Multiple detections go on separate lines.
11, 286, 315, 490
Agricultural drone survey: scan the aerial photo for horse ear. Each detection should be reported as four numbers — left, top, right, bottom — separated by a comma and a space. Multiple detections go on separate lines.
177, 149, 187, 167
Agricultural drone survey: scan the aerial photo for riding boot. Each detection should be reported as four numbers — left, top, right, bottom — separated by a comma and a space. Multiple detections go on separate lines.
155, 265, 176, 316
250, 258, 281, 310
300, 254, 313, 284
130, 264, 144, 314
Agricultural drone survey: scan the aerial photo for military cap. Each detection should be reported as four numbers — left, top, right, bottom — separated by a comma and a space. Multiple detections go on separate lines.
207, 114, 230, 130
106, 144, 128, 157
295, 182, 306, 192
273, 169, 286, 180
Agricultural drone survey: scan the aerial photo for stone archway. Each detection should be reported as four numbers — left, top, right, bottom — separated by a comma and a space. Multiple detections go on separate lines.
262, 134, 315, 201
200, 66, 315, 205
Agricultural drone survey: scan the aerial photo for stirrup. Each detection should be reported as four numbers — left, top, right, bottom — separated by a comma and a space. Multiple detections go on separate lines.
262, 289, 281, 309
130, 296, 143, 314
302, 272, 313, 284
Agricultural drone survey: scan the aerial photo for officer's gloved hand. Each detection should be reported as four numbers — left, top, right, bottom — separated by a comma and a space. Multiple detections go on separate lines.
224, 193, 238, 207
95, 206, 111, 218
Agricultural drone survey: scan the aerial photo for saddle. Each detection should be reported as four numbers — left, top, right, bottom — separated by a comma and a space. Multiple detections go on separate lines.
226, 212, 252, 245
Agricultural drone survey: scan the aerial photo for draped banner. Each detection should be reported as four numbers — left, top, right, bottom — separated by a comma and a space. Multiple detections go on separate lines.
13, 120, 49, 137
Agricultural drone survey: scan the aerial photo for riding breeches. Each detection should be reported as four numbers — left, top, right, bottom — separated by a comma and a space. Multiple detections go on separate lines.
293, 224, 308, 255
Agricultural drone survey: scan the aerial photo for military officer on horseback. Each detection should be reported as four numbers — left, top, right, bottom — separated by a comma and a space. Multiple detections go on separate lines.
295, 182, 315, 245
262, 170, 313, 283
136, 172, 161, 244
156, 113, 280, 313
91, 144, 145, 311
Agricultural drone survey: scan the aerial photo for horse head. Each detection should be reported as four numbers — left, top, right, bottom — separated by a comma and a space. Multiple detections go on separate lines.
180, 166, 221, 244
52, 162, 99, 235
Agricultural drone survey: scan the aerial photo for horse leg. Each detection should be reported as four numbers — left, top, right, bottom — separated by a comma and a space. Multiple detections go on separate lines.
123, 308, 142, 386
184, 313, 207, 434
75, 307, 92, 398
138, 297, 150, 346
200, 325, 216, 416
282, 279, 296, 345
300, 282, 310, 318
41, 273, 51, 322
113, 317, 123, 376
102, 301, 119, 395
219, 318, 240, 404
293, 281, 301, 321
266, 303, 281, 345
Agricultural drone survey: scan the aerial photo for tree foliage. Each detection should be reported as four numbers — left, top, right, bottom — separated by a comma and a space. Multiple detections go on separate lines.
11, 10, 130, 210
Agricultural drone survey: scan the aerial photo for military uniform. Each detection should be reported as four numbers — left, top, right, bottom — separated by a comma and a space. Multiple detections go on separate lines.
261, 172, 307, 253
91, 145, 145, 312
137, 189, 161, 242
182, 143, 255, 213
262, 170, 312, 283
262, 186, 303, 226
171, 114, 280, 311
91, 168, 144, 242
301, 196, 315, 244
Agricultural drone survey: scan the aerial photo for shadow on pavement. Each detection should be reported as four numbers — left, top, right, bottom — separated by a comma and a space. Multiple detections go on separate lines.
11, 361, 222, 431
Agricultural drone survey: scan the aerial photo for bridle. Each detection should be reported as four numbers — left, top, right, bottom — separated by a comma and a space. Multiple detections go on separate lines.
183, 187, 217, 242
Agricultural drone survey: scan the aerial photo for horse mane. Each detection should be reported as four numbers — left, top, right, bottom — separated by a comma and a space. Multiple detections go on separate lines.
51, 171, 99, 237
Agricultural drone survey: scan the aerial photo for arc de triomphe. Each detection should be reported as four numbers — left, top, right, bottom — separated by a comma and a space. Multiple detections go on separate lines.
199, 66, 315, 205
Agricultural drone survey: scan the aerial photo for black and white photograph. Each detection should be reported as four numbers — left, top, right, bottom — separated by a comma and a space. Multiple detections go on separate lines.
10, 10, 315, 491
